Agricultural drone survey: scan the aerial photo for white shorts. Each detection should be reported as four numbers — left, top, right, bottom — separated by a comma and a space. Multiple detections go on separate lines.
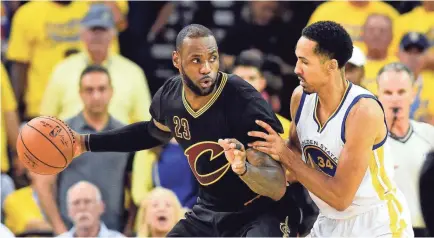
307, 204, 414, 237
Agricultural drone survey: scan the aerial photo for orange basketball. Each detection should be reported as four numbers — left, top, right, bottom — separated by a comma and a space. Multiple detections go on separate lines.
16, 116, 76, 175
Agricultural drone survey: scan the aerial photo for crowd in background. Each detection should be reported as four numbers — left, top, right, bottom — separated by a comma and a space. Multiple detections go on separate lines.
1, 0, 433, 237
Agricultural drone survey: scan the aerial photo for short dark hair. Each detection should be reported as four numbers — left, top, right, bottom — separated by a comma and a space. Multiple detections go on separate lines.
79, 65, 112, 87
302, 21, 353, 68
234, 49, 264, 72
175, 24, 215, 51
377, 62, 415, 84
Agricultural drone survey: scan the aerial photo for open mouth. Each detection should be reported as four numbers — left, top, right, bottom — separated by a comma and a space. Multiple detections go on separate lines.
200, 78, 212, 88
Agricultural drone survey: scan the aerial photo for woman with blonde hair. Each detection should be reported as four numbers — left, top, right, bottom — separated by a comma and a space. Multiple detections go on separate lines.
136, 187, 186, 237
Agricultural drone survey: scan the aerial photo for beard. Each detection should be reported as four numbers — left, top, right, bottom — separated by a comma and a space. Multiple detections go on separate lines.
181, 64, 216, 96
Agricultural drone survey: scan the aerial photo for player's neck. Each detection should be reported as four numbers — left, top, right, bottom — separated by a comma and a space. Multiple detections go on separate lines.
389, 118, 411, 138
151, 230, 167, 237
317, 75, 349, 116
184, 86, 217, 111
366, 49, 387, 61
82, 111, 110, 132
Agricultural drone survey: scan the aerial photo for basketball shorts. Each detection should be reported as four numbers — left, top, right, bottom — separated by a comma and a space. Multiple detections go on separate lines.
306, 203, 414, 237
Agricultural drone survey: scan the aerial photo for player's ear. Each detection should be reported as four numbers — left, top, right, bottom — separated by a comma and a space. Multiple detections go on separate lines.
172, 51, 180, 70
328, 59, 338, 72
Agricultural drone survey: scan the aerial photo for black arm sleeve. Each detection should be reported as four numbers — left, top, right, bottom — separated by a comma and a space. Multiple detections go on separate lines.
85, 120, 172, 152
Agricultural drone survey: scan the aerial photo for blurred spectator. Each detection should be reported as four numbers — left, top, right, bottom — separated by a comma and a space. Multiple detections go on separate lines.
377, 62, 434, 237
153, 139, 199, 209
420, 150, 434, 236
398, 32, 434, 125
3, 171, 51, 235
1, 174, 15, 223
393, 1, 434, 56
345, 46, 366, 86
1, 63, 21, 176
0, 223, 15, 238
220, 1, 293, 78
136, 187, 185, 237
6, 1, 89, 121
34, 65, 136, 235
83, 1, 129, 54
57, 181, 125, 238
40, 3, 152, 125
307, 0, 399, 54
361, 14, 398, 95
231, 50, 291, 139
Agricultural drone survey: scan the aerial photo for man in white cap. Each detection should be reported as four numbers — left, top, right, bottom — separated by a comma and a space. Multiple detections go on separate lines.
345, 46, 366, 86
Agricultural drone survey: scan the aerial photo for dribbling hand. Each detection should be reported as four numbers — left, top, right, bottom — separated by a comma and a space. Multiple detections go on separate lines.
218, 138, 247, 175
71, 130, 86, 159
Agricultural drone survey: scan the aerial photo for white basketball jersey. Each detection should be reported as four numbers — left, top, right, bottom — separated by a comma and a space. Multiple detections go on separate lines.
295, 82, 409, 230
387, 120, 434, 228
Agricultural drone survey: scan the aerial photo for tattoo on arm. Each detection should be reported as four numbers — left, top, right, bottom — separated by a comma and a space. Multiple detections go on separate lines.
239, 149, 286, 201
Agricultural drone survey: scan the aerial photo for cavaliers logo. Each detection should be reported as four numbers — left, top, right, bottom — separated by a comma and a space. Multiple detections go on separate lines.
184, 141, 230, 186
303, 145, 337, 177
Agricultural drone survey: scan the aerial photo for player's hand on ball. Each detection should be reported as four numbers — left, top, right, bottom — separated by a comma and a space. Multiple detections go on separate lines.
71, 130, 86, 158
248, 120, 287, 161
218, 138, 247, 175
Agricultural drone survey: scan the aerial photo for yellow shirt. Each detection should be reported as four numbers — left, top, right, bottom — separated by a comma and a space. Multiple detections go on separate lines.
1, 63, 17, 172
308, 1, 399, 53
6, 2, 88, 118
393, 6, 434, 55
4, 186, 45, 235
276, 113, 291, 140
6, 1, 127, 118
411, 71, 434, 123
362, 55, 399, 95
40, 52, 151, 125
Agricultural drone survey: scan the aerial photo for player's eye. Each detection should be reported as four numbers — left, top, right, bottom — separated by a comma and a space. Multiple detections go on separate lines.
210, 55, 218, 62
192, 58, 200, 64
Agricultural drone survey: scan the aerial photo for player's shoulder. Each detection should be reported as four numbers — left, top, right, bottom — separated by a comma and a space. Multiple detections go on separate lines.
154, 74, 182, 99
290, 86, 305, 118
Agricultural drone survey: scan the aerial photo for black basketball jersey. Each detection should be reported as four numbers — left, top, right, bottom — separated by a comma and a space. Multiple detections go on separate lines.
150, 71, 283, 210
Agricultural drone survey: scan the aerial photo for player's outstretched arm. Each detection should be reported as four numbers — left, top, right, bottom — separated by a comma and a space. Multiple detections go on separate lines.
72, 119, 172, 158
218, 139, 286, 201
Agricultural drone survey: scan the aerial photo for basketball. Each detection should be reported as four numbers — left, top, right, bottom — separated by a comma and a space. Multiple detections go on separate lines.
16, 116, 76, 175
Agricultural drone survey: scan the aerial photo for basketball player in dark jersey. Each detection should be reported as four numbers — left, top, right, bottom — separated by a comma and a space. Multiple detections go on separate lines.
69, 24, 300, 236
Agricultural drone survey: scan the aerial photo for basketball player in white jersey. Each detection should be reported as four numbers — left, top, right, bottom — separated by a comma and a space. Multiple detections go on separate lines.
246, 21, 413, 237
377, 62, 434, 237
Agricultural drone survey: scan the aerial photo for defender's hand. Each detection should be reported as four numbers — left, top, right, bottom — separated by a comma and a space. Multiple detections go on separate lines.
218, 138, 247, 175
248, 120, 287, 161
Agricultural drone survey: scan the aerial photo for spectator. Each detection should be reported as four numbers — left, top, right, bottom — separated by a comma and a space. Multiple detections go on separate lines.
377, 62, 434, 237
1, 174, 15, 223
40, 3, 152, 125
3, 171, 51, 235
136, 187, 185, 237
398, 32, 434, 125
34, 65, 136, 235
345, 46, 366, 86
6, 1, 89, 121
307, 0, 399, 53
152, 139, 199, 209
420, 150, 434, 236
57, 181, 125, 238
231, 50, 291, 139
1, 63, 21, 176
393, 0, 434, 56
361, 14, 398, 95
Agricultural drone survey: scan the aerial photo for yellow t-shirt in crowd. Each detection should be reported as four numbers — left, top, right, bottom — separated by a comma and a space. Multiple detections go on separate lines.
393, 6, 434, 55
411, 71, 434, 124
6, 1, 88, 118
1, 63, 17, 172
362, 55, 399, 95
308, 0, 399, 54
276, 113, 291, 140
40, 52, 151, 125
4, 186, 45, 235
